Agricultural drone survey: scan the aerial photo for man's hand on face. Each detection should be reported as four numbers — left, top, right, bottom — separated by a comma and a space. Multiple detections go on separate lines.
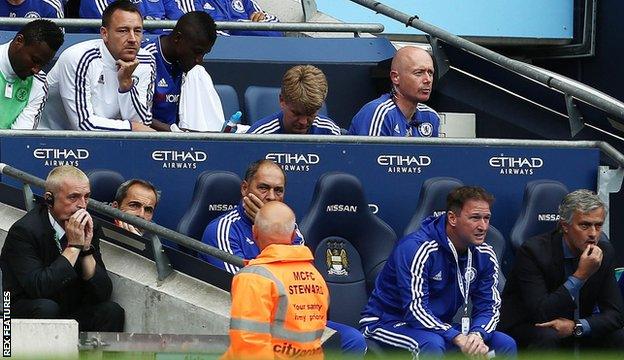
114, 219, 143, 236
242, 193, 264, 222
573, 244, 603, 281
83, 212, 94, 249
249, 11, 266, 22
535, 318, 575, 338
116, 58, 140, 92
65, 209, 92, 247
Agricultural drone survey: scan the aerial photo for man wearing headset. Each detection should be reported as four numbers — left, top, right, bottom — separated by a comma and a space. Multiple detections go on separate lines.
348, 46, 440, 137
0, 165, 124, 331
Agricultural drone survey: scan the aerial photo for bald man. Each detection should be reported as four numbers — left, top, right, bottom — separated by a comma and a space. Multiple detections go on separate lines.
349, 46, 440, 137
222, 202, 329, 359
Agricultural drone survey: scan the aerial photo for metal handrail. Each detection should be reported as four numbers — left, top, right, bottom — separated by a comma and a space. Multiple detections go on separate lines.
349, 0, 624, 121
0, 163, 245, 269
0, 17, 383, 33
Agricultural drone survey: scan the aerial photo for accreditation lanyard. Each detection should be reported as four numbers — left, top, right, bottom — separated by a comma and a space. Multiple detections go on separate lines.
448, 238, 473, 335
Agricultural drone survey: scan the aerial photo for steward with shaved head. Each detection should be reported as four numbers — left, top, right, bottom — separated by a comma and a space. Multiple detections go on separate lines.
222, 202, 329, 359
349, 46, 440, 137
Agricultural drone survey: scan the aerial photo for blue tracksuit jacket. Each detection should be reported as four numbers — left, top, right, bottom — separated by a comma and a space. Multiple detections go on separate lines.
361, 215, 502, 343
247, 111, 341, 135
199, 203, 304, 273
349, 93, 440, 137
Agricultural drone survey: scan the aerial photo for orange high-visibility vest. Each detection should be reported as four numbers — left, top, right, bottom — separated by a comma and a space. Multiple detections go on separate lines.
222, 244, 329, 360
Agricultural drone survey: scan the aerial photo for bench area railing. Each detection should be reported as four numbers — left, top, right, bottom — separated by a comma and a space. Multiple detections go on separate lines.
349, 0, 624, 125
0, 163, 244, 281
0, 17, 383, 35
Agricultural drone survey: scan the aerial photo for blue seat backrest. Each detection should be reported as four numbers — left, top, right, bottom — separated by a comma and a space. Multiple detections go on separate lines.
214, 84, 240, 120
403, 177, 464, 236
485, 225, 507, 291
509, 180, 569, 250
314, 236, 367, 328
87, 169, 126, 205
244, 86, 328, 125
177, 171, 242, 242
300, 172, 396, 327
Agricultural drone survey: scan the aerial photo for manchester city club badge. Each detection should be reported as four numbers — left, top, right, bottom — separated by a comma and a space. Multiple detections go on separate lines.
326, 240, 349, 276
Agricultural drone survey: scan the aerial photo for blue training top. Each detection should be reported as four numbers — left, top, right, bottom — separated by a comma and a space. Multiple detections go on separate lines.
200, 203, 304, 273
142, 36, 182, 126
0, 0, 62, 30
247, 111, 341, 135
349, 93, 440, 137
361, 215, 502, 343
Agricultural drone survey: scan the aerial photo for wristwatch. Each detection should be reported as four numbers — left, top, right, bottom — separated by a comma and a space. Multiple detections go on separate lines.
79, 245, 95, 257
573, 320, 584, 337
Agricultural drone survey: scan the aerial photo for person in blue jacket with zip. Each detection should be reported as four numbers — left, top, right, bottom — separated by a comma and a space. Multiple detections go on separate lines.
360, 186, 517, 358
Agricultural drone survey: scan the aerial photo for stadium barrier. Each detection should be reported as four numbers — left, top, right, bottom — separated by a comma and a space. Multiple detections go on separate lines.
0, 17, 384, 36
0, 132, 621, 246
350, 0, 624, 130
0, 163, 245, 274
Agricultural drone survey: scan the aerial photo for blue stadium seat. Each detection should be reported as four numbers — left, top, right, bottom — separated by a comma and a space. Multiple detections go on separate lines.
485, 225, 507, 291
214, 84, 240, 120
403, 177, 464, 236
509, 180, 569, 250
87, 169, 125, 205
177, 171, 242, 243
244, 86, 328, 125
300, 172, 396, 327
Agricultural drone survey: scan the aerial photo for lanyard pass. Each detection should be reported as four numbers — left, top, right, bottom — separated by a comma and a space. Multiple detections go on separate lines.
461, 316, 470, 335
4, 83, 13, 99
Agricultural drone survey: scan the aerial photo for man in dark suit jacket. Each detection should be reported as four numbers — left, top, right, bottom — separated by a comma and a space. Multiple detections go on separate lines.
500, 189, 624, 350
0, 165, 124, 331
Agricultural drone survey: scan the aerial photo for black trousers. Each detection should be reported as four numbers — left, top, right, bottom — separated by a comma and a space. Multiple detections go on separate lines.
12, 298, 125, 332
506, 322, 624, 351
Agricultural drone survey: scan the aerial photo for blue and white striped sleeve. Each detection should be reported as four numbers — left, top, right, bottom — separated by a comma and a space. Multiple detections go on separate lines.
118, 53, 155, 126
247, 0, 279, 22
469, 245, 502, 342
59, 46, 132, 131
398, 241, 461, 342
200, 212, 243, 274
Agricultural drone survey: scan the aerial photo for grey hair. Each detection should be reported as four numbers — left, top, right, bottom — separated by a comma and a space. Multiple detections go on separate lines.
558, 189, 607, 224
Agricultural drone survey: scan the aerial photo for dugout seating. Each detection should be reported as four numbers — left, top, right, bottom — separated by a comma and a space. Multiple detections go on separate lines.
244, 86, 329, 125
300, 172, 396, 328
214, 84, 240, 120
509, 179, 569, 250
87, 169, 126, 204
177, 171, 242, 246
484, 225, 507, 291
403, 177, 464, 236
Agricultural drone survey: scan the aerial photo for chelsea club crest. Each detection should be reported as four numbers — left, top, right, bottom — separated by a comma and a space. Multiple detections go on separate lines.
418, 122, 433, 137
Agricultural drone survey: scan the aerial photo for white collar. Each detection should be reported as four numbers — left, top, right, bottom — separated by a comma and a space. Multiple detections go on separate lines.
0, 42, 18, 82
99, 39, 118, 69
48, 209, 66, 240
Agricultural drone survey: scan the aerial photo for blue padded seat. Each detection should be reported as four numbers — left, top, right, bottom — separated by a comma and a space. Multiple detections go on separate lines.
86, 169, 126, 205
177, 171, 242, 242
485, 225, 507, 291
300, 172, 396, 327
403, 177, 464, 236
214, 84, 240, 120
509, 180, 569, 250
244, 86, 328, 125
